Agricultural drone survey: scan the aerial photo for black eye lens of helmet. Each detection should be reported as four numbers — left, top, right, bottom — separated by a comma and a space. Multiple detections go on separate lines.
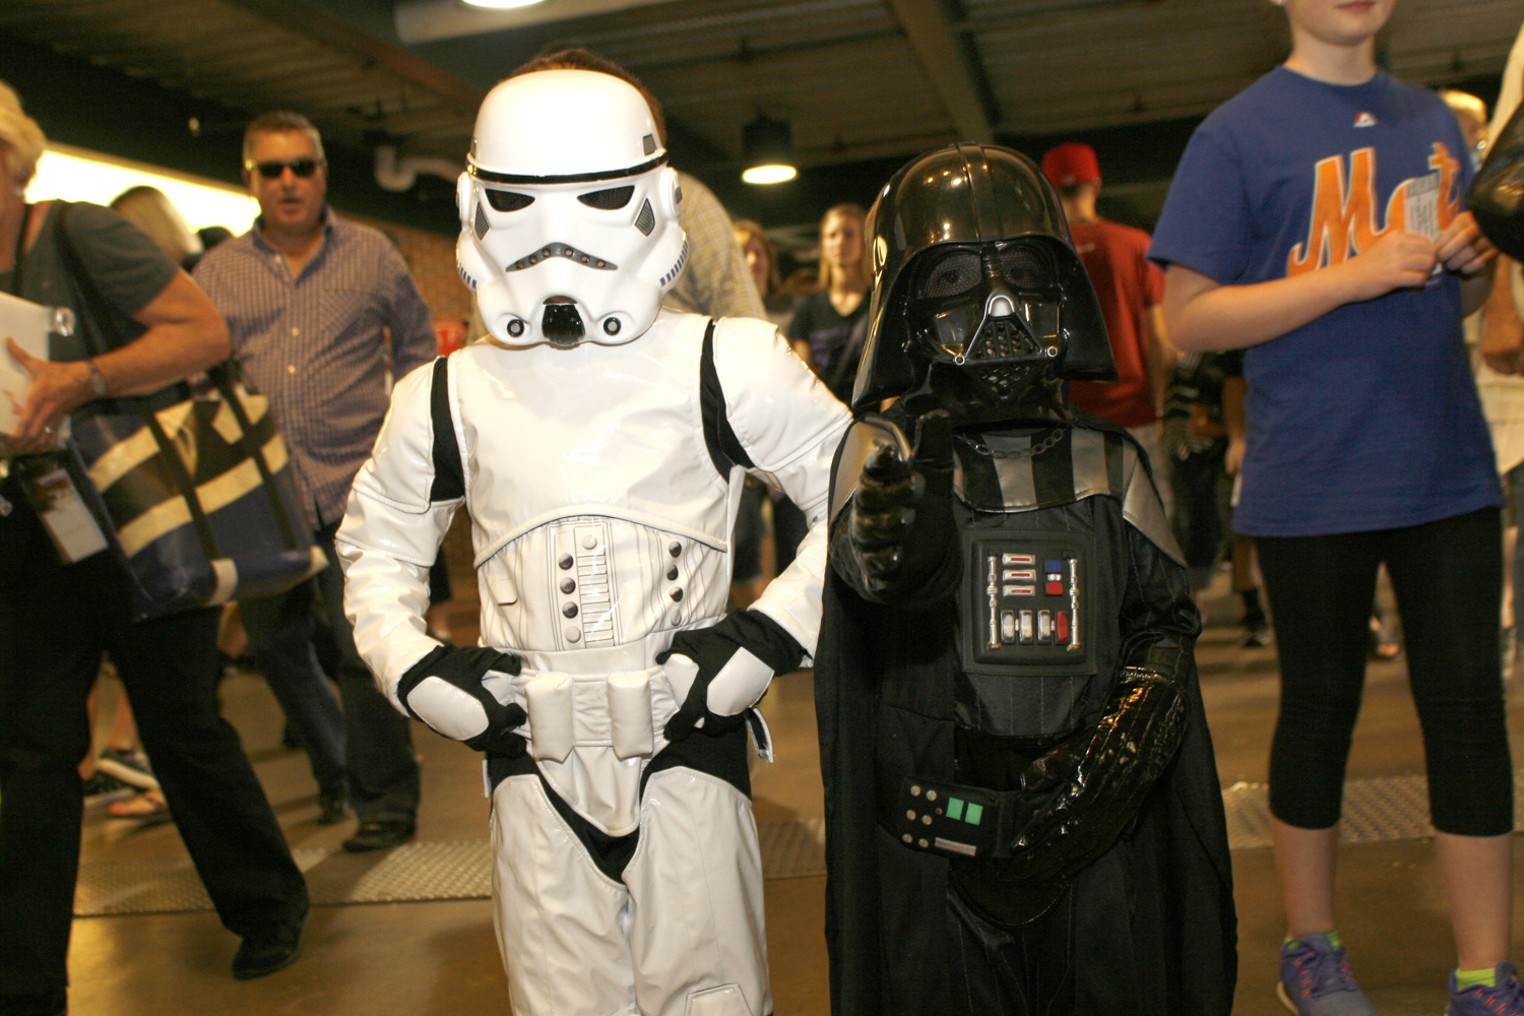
484, 189, 536, 212
993, 245, 1051, 289
246, 159, 323, 179
916, 250, 981, 300
578, 186, 635, 210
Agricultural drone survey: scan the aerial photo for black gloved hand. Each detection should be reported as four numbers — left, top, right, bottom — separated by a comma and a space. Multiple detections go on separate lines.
397, 645, 527, 755
659, 610, 805, 742
1006, 667, 1187, 884
848, 409, 956, 598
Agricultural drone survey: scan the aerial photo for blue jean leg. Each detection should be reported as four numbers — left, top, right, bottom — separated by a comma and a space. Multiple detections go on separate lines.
239, 570, 348, 793
312, 528, 420, 824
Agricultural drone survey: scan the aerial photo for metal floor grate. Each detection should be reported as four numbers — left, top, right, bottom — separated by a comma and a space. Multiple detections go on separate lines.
75, 769, 1524, 917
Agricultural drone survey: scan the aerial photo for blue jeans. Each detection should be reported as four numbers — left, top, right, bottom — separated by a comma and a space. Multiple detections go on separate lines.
240, 526, 419, 822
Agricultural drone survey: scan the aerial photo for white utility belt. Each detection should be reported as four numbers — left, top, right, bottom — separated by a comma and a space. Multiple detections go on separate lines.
486, 633, 773, 765
494, 636, 678, 764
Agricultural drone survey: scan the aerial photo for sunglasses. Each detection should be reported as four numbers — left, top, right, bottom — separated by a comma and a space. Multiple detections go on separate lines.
245, 158, 324, 179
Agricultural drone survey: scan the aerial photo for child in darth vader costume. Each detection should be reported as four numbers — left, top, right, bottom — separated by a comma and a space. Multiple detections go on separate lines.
816, 143, 1236, 1015
337, 67, 849, 1016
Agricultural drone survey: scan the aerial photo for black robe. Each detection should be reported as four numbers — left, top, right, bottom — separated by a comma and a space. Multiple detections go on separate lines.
815, 413, 1237, 1015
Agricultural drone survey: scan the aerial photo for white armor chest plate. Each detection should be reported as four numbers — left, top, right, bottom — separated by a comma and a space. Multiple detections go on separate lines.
452, 313, 736, 656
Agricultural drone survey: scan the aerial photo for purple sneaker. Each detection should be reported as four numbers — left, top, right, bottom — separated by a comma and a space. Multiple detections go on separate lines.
1276, 934, 1378, 1016
1447, 962, 1524, 1016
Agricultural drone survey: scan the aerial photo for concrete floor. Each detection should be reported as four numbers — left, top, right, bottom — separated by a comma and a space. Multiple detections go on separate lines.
61, 568, 1524, 1016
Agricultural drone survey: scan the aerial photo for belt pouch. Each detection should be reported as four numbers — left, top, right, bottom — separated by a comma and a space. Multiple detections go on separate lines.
523, 672, 574, 762
606, 671, 654, 759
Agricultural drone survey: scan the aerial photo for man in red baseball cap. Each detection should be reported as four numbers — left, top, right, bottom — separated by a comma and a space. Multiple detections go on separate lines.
1041, 142, 1175, 517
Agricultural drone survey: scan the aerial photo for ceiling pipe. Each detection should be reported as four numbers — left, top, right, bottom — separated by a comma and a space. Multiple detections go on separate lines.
395, 0, 675, 44
373, 144, 462, 191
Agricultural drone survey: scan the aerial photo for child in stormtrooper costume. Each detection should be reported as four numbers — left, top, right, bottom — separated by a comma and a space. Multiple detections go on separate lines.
816, 144, 1236, 1014
336, 69, 849, 1016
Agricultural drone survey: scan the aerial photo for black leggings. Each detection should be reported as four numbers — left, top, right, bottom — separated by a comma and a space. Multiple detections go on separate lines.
1256, 509, 1513, 836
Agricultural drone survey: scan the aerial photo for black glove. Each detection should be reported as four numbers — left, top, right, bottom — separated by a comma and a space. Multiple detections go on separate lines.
397, 645, 527, 755
848, 410, 956, 598
659, 610, 805, 742
1006, 667, 1187, 885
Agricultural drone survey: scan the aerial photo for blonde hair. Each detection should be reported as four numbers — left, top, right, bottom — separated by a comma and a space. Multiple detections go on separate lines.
1438, 88, 1487, 124
0, 80, 46, 185
1439, 89, 1490, 151
815, 203, 867, 294
111, 185, 203, 266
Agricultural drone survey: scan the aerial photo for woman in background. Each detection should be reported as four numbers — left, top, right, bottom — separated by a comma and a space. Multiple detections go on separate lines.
788, 202, 868, 404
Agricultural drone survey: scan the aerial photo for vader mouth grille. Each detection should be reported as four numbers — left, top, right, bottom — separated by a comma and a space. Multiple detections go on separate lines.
971, 319, 1043, 361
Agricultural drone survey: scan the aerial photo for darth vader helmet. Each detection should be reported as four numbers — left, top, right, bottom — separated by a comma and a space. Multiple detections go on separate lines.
456, 69, 688, 348
856, 143, 1114, 425
1471, 99, 1524, 261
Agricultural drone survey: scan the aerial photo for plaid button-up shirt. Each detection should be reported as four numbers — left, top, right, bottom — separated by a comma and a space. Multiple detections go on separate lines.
194, 208, 436, 530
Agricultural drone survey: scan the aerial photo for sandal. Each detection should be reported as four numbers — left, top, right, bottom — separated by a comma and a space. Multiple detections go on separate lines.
1368, 617, 1401, 661
107, 790, 172, 824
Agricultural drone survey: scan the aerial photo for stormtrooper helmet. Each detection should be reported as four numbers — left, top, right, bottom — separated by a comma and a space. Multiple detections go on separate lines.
456, 69, 689, 347
855, 143, 1114, 425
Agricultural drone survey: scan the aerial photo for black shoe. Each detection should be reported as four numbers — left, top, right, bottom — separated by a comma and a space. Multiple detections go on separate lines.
0, 989, 66, 1016
317, 786, 348, 826
341, 819, 415, 853
231, 910, 306, 980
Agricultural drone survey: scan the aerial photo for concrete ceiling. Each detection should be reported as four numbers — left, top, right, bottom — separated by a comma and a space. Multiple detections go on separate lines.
2, 0, 1517, 240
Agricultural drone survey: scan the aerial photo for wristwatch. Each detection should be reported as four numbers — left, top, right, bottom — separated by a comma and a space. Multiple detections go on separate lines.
85, 358, 107, 398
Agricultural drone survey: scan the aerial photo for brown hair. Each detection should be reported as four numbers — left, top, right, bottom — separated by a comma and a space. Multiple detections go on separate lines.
733, 218, 780, 297
815, 203, 866, 293
241, 110, 326, 167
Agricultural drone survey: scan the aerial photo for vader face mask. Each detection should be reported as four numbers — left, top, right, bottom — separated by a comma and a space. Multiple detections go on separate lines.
899, 239, 1070, 423
855, 144, 1114, 426
456, 69, 689, 348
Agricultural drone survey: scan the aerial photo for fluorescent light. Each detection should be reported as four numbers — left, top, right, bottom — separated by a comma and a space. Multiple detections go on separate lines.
742, 164, 797, 185
27, 143, 258, 236
458, 0, 550, 8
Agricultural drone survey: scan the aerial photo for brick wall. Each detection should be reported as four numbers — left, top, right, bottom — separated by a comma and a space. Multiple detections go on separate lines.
351, 214, 473, 328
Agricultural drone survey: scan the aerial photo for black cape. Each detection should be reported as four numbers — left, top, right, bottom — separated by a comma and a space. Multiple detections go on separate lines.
814, 417, 1237, 1015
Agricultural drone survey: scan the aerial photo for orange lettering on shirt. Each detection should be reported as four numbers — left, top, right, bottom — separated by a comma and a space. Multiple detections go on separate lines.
1285, 143, 1460, 278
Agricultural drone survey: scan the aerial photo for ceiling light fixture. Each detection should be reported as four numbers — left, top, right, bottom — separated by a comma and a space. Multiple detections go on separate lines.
741, 115, 797, 185
458, 0, 550, 9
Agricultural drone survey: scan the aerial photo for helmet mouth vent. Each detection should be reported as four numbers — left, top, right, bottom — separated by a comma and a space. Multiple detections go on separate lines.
508, 243, 616, 272
542, 303, 586, 346
968, 319, 1045, 362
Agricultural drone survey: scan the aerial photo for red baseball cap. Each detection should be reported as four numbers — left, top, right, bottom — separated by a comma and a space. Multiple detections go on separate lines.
1041, 142, 1101, 189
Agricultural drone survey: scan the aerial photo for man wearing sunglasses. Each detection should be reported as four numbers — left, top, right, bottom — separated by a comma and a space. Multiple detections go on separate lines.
194, 110, 435, 854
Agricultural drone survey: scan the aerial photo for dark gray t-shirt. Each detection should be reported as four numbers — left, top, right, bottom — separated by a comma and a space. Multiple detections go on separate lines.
1, 200, 178, 365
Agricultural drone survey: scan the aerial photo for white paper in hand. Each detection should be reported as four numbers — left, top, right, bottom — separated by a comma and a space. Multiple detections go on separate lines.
0, 290, 55, 453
